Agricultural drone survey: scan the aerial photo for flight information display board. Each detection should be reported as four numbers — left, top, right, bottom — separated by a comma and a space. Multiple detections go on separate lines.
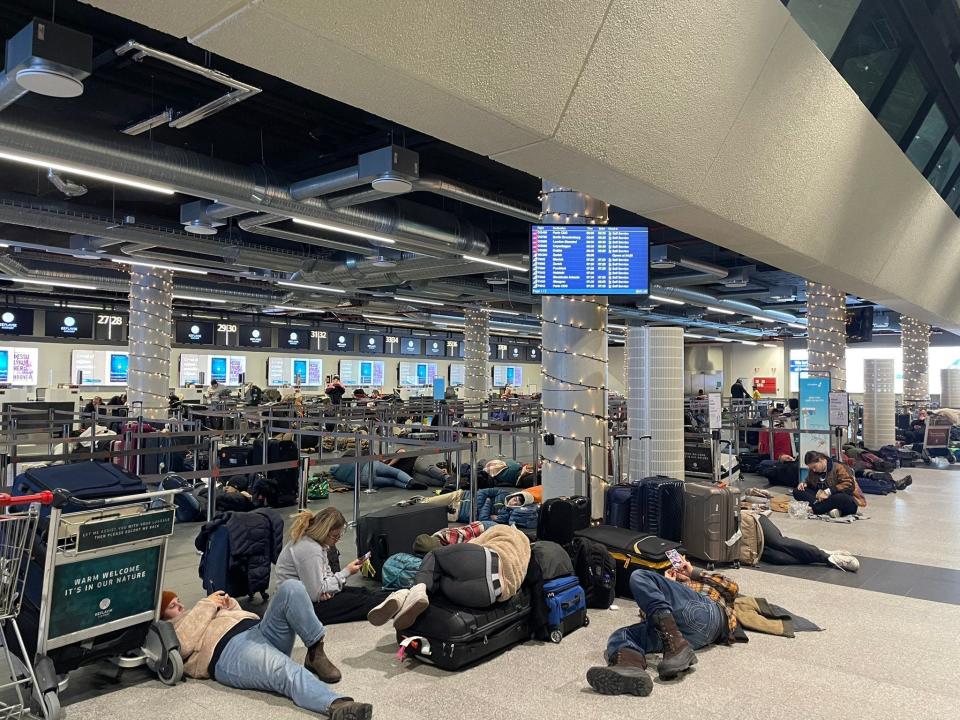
531, 225, 649, 295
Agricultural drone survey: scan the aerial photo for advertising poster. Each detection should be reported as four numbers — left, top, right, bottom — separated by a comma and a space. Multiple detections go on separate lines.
179, 354, 203, 386
72, 350, 97, 384
268, 357, 289, 386
0, 350, 7, 383
10, 347, 38, 385
109, 353, 129, 384
210, 356, 228, 384
798, 375, 831, 483
292, 359, 307, 384
306, 359, 323, 386
449, 363, 465, 387
228, 356, 246, 385
492, 365, 523, 387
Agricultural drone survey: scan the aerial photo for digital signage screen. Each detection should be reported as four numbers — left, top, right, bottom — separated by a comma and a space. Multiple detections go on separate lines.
424, 338, 445, 357
400, 337, 422, 355
278, 326, 310, 350
238, 324, 270, 348
845, 306, 874, 344
360, 334, 384, 354
44, 311, 93, 339
531, 225, 649, 295
329, 332, 356, 353
0, 309, 33, 336
175, 321, 214, 345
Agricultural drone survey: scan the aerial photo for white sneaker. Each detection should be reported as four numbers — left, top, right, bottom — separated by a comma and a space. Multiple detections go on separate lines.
367, 588, 409, 626
393, 583, 430, 631
828, 508, 842, 519
827, 553, 860, 572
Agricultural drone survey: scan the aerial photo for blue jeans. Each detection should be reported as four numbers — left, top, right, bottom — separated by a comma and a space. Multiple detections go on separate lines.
606, 570, 725, 660
332, 461, 412, 488
215, 580, 342, 714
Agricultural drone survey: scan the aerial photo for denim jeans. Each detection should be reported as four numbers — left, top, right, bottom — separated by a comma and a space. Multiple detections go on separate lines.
333, 461, 412, 489
215, 580, 342, 714
606, 570, 725, 659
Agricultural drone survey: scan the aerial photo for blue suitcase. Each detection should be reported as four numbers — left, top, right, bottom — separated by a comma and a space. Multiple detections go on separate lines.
604, 485, 633, 528
14, 462, 147, 515
543, 575, 588, 643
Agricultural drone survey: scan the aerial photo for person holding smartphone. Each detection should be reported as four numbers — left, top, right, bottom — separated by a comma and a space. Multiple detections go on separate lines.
796, 451, 860, 518
276, 508, 391, 624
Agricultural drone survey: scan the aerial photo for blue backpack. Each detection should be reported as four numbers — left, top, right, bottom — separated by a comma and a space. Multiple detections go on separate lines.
381, 553, 423, 589
509, 503, 540, 529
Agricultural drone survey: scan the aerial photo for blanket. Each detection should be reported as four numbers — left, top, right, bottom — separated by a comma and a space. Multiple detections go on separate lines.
469, 525, 531, 601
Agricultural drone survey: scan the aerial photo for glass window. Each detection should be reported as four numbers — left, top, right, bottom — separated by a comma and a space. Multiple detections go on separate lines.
877, 60, 928, 143
928, 137, 960, 192
837, 5, 904, 106
906, 103, 949, 172
788, 0, 862, 59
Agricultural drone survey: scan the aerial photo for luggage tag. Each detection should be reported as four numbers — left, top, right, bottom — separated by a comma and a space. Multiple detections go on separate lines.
397, 636, 431, 662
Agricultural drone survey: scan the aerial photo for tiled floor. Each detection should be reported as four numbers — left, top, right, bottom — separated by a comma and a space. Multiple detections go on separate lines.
47, 461, 960, 719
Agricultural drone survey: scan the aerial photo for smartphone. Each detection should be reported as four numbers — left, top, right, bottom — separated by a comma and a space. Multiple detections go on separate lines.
665, 549, 684, 571
361, 551, 372, 561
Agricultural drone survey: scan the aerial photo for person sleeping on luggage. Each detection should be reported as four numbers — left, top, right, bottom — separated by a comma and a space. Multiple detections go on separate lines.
276, 508, 392, 625
159, 583, 372, 719
586, 559, 739, 697
796, 451, 860, 518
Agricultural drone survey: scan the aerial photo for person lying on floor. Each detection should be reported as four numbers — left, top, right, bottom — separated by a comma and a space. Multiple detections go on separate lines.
385, 449, 450, 487
276, 508, 392, 625
587, 560, 739, 697
160, 583, 372, 720
483, 459, 537, 488
795, 451, 860, 518
758, 514, 859, 571
328, 459, 428, 490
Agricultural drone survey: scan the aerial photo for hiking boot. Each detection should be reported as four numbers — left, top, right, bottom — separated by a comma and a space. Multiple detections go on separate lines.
393, 583, 429, 631
329, 698, 373, 720
652, 611, 697, 680
896, 475, 913, 490
367, 589, 409, 626
305, 640, 341, 684
586, 648, 652, 696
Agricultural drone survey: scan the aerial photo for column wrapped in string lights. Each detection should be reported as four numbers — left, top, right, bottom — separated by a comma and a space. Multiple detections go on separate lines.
901, 316, 930, 410
863, 358, 895, 449
941, 368, 960, 408
128, 268, 173, 419
806, 282, 846, 391
539, 181, 609, 503
627, 326, 684, 479
463, 306, 489, 401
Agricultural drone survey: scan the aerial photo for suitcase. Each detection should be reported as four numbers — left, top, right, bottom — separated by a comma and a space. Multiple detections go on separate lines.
574, 525, 680, 597
739, 451, 764, 473
537, 496, 590, 545
629, 476, 684, 541
604, 485, 633, 529
357, 504, 448, 575
681, 482, 741, 569
254, 439, 300, 506
219, 444, 254, 468
543, 575, 588, 643
14, 462, 146, 516
396, 589, 531, 671
111, 422, 159, 475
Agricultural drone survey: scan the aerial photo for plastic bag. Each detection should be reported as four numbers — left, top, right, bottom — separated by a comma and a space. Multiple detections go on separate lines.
932, 456, 949, 470
788, 500, 809, 519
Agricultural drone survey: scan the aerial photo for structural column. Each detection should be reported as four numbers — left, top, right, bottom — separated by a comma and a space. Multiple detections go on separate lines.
127, 268, 173, 419
941, 369, 960, 408
901, 317, 930, 410
627, 326, 684, 479
806, 282, 846, 391
463, 306, 489, 401
863, 359, 895, 449
539, 181, 609, 501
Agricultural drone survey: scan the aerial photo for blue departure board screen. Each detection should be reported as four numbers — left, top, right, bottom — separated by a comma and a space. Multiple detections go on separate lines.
531, 225, 649, 295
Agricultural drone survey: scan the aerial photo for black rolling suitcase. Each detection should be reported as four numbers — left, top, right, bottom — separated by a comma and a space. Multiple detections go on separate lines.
357, 504, 448, 575
629, 476, 684, 541
396, 589, 532, 670
537, 496, 590, 545
254, 439, 300, 506
575, 525, 681, 597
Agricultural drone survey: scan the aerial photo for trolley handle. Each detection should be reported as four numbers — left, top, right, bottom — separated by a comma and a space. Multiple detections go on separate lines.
0, 490, 54, 507
49, 488, 106, 510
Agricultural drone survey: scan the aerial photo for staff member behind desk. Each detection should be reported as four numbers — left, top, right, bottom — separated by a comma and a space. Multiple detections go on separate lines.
160, 584, 373, 719
796, 450, 860, 518
276, 508, 391, 625
587, 559, 738, 697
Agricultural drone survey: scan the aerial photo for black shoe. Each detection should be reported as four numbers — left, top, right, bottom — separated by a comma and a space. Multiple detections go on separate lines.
406, 480, 429, 491
586, 666, 653, 696
329, 699, 373, 720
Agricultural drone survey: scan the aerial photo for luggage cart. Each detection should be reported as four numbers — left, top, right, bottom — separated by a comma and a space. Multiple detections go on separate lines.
25, 488, 183, 720
0, 491, 53, 720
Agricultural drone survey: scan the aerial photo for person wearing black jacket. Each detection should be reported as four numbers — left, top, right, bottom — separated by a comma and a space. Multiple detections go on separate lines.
730, 379, 748, 400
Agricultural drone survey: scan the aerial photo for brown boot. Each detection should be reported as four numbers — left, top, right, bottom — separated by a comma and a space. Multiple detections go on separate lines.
305, 640, 342, 684
329, 698, 373, 720
586, 648, 653, 696
652, 611, 697, 680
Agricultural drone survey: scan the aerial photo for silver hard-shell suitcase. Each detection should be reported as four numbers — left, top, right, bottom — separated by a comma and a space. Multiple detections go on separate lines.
681, 482, 741, 569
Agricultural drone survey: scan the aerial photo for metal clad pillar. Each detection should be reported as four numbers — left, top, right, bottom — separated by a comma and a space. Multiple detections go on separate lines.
128, 268, 173, 419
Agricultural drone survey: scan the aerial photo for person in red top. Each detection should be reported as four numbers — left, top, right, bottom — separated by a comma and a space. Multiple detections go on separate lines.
757, 409, 795, 460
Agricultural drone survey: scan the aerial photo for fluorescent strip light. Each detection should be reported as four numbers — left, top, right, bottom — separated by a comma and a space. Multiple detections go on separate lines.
714, 337, 734, 343
269, 305, 324, 313
650, 294, 685, 305
762, 343, 777, 348
363, 313, 419, 324
684, 333, 705, 339
0, 243, 8, 248
8, 277, 98, 290
751, 315, 775, 323
394, 295, 444, 307
0, 151, 175, 195
277, 280, 346, 295
739, 340, 759, 346
706, 306, 735, 315
111, 259, 208, 275
482, 308, 521, 316
461, 254, 528, 272
65, 303, 101, 310
608, 324, 628, 331
292, 218, 396, 245
787, 322, 806, 329
173, 294, 227, 304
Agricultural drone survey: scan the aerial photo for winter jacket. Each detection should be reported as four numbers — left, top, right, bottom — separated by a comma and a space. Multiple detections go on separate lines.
416, 543, 504, 607
170, 595, 258, 679
195, 508, 283, 597
809, 458, 855, 495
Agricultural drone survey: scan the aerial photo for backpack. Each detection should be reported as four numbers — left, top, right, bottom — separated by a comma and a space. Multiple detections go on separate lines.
162, 475, 204, 523
246, 384, 263, 406
738, 510, 765, 566
381, 553, 423, 589
567, 537, 616, 609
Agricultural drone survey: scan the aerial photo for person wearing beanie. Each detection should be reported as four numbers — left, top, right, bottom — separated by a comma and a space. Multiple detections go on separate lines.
160, 583, 372, 720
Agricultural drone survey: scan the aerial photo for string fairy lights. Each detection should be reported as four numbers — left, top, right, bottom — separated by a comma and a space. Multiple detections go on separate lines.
463, 307, 489, 400
900, 316, 930, 410
806, 282, 847, 391
128, 268, 173, 419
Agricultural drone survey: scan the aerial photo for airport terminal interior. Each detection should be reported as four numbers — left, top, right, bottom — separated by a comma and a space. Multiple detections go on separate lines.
0, 0, 958, 718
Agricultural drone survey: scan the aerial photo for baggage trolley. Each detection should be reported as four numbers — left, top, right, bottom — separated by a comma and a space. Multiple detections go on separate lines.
24, 488, 183, 720
0, 491, 53, 719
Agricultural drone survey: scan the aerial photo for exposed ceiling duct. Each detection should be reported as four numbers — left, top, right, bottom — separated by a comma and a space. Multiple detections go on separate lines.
299, 256, 494, 288
650, 284, 805, 325
610, 307, 768, 338
650, 245, 729, 278
0, 20, 92, 112
46, 168, 87, 198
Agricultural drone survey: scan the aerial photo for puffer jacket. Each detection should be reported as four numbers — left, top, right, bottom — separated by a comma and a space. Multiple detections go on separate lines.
196, 507, 283, 597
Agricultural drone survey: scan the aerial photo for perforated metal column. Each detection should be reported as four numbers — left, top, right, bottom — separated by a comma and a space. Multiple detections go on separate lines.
463, 306, 489, 401
806, 282, 846, 391
128, 268, 173, 419
863, 358, 895, 449
901, 317, 930, 410
627, 326, 684, 480
941, 368, 960, 408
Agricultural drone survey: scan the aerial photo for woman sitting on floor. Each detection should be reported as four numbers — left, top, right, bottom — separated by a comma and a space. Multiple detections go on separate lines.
796, 451, 860, 518
276, 508, 391, 625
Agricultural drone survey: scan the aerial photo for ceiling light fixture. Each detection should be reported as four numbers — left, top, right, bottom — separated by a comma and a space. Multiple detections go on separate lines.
268, 304, 324, 313
0, 151, 175, 195
762, 343, 777, 348
292, 218, 396, 245
739, 340, 759, 346
684, 333, 706, 339
482, 308, 522, 316
751, 315, 775, 323
363, 313, 419, 324
6, 277, 97, 290
706, 306, 736, 315
787, 322, 806, 329
394, 295, 444, 306
172, 294, 227, 304
277, 280, 347, 294
111, 258, 208, 275
461, 254, 528, 272
65, 303, 101, 310
649, 294, 685, 305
